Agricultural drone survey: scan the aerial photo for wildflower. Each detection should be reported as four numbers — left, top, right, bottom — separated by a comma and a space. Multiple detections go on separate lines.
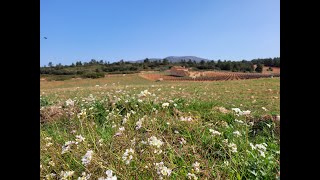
61, 141, 75, 154
255, 143, 267, 151
46, 142, 53, 147
228, 143, 238, 153
174, 130, 179, 134
65, 99, 75, 106
98, 139, 103, 146
222, 139, 228, 144
233, 131, 242, 137
180, 116, 193, 122
48, 161, 55, 167
231, 108, 242, 114
154, 149, 163, 154
138, 99, 143, 103
45, 137, 52, 141
235, 119, 244, 124
122, 148, 135, 164
242, 110, 251, 115
259, 150, 266, 158
187, 173, 198, 180
98, 170, 117, 180
224, 161, 229, 166
81, 150, 93, 166
141, 140, 147, 145
262, 107, 268, 111
162, 103, 169, 108
148, 136, 164, 148
249, 143, 256, 150
192, 162, 200, 173
75, 135, 85, 144
155, 162, 172, 177
77, 172, 91, 180
60, 171, 74, 180
136, 118, 144, 130
179, 138, 187, 145
174, 103, 177, 107
209, 129, 221, 136
45, 173, 56, 179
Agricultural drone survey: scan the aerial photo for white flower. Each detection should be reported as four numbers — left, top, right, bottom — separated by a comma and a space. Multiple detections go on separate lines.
174, 103, 177, 107
77, 172, 91, 180
45, 137, 52, 141
259, 150, 266, 158
224, 161, 229, 166
154, 149, 163, 154
122, 148, 135, 164
61, 141, 75, 154
141, 140, 147, 145
174, 130, 179, 134
255, 144, 267, 151
162, 103, 169, 108
228, 143, 237, 153
192, 162, 200, 173
98, 139, 104, 146
231, 108, 242, 114
46, 173, 56, 179
46, 142, 53, 147
148, 136, 164, 148
262, 107, 268, 111
65, 99, 75, 106
179, 138, 186, 145
233, 131, 242, 137
155, 162, 172, 177
98, 170, 117, 180
180, 116, 193, 122
235, 119, 244, 124
81, 150, 93, 166
48, 161, 55, 167
209, 129, 221, 136
60, 171, 74, 180
187, 173, 198, 180
75, 135, 85, 144
249, 143, 256, 150
138, 99, 143, 103
119, 127, 125, 131
136, 118, 144, 130
242, 110, 251, 115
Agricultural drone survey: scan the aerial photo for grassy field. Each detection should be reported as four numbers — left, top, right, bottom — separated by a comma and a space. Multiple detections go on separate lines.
40, 74, 280, 179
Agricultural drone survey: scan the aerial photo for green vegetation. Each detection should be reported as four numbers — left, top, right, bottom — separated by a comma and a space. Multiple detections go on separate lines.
40, 75, 280, 179
40, 58, 280, 80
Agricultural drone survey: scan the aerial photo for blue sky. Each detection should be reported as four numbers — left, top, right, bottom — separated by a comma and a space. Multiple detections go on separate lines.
40, 0, 279, 66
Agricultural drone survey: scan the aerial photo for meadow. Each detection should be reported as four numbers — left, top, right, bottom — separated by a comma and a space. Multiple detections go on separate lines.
40, 74, 280, 180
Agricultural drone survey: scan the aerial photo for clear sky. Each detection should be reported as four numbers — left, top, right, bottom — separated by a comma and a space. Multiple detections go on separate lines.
40, 0, 280, 66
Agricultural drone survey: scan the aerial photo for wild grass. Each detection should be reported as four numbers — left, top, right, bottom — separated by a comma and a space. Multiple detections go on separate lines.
40, 75, 280, 179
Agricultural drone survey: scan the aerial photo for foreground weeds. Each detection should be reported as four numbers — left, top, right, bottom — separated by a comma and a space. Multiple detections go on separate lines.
40, 81, 280, 179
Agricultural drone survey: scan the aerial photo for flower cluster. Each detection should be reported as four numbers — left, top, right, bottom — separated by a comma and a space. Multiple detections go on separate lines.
209, 129, 221, 136
98, 170, 117, 180
81, 150, 93, 166
155, 162, 172, 178
122, 148, 134, 164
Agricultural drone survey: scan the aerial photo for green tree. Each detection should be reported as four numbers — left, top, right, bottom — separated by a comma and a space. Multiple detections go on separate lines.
255, 64, 263, 73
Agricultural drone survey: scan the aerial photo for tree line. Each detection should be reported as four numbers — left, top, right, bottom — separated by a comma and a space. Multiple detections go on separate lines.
40, 57, 280, 79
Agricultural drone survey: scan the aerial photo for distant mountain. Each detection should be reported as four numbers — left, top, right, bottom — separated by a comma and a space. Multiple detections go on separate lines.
164, 56, 209, 63
127, 56, 209, 63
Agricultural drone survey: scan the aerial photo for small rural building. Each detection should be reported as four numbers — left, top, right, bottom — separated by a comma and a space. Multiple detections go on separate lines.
170, 66, 190, 77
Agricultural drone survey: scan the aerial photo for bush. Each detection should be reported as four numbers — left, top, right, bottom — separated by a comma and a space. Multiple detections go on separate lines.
81, 72, 105, 79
